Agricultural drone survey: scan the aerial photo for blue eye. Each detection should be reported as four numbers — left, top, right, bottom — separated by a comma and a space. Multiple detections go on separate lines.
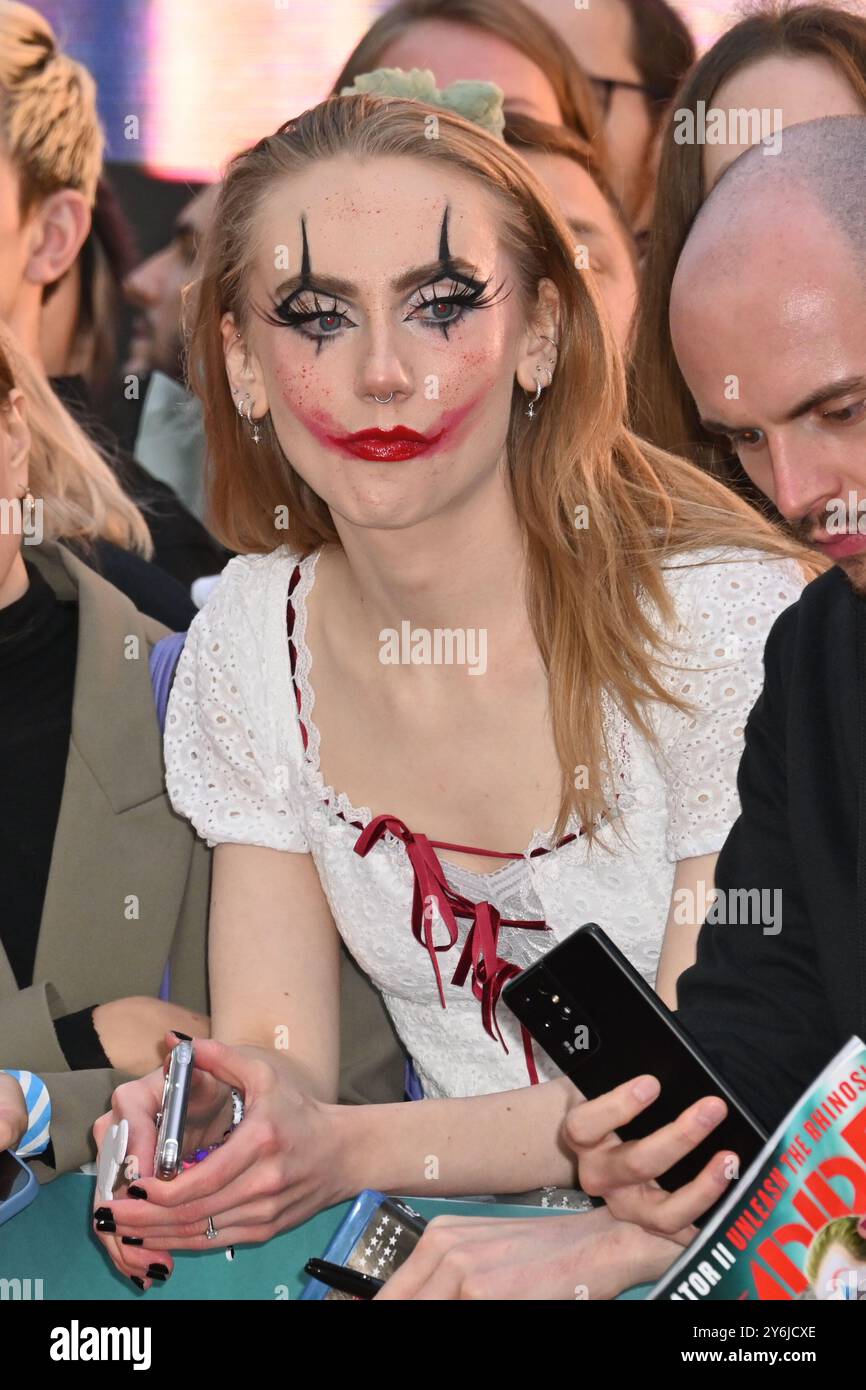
423, 299, 463, 324
312, 312, 344, 335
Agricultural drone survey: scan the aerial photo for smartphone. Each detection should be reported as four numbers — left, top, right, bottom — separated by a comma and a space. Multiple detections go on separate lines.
154, 1039, 194, 1180
503, 923, 768, 1208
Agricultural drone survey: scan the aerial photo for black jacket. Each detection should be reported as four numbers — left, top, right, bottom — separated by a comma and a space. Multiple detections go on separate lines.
677, 565, 866, 1129
51, 375, 227, 590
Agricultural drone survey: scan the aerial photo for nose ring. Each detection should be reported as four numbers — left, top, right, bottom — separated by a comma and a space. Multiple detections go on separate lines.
373, 392, 394, 404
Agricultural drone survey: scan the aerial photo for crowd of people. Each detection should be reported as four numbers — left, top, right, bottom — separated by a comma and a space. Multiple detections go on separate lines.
1, 0, 865, 1300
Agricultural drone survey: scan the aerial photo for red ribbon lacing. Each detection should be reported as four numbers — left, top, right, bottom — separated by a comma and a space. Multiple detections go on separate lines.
354, 813, 551, 1084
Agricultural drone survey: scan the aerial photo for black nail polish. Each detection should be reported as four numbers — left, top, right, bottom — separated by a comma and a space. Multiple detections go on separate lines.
122, 1236, 144, 1246
131, 1276, 145, 1290
95, 1218, 116, 1233
127, 1186, 148, 1200
147, 1262, 170, 1277
171, 1030, 192, 1041
93, 1207, 113, 1222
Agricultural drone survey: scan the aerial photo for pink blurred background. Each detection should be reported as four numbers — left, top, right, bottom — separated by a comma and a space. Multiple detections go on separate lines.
38, 0, 798, 179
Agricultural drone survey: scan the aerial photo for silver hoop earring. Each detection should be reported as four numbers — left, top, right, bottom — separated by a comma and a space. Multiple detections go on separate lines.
525, 380, 543, 419
525, 367, 553, 420
236, 393, 261, 443
373, 392, 394, 404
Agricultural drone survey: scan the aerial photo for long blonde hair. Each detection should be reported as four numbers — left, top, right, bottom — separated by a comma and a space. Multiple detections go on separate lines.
189, 93, 811, 840
0, 323, 151, 553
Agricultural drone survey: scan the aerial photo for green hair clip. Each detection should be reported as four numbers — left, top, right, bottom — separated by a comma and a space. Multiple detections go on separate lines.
340, 66, 506, 141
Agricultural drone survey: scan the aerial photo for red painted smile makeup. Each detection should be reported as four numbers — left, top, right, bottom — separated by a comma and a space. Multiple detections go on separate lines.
264, 203, 509, 465
301, 395, 482, 463
326, 424, 445, 462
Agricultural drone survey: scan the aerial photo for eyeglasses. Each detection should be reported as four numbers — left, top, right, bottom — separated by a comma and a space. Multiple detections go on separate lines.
589, 75, 665, 117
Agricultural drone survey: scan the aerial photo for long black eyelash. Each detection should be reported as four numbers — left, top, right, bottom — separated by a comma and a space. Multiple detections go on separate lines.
259, 290, 345, 330
256, 291, 351, 355
409, 275, 512, 339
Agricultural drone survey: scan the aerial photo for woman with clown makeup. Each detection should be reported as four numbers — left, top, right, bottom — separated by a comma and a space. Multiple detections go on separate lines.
92, 84, 812, 1298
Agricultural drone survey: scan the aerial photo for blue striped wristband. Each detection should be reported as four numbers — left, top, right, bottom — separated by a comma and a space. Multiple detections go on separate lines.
1, 1069, 51, 1157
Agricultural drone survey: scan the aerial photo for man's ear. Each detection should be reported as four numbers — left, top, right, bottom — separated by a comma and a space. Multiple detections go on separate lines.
516, 277, 561, 395
220, 312, 270, 419
23, 189, 91, 290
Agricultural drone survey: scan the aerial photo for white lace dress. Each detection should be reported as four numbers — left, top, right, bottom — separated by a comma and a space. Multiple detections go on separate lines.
163, 545, 803, 1101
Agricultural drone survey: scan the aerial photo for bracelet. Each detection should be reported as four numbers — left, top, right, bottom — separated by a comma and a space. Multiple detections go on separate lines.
181, 1087, 245, 1169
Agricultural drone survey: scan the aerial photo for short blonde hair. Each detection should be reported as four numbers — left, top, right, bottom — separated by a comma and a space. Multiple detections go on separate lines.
0, 1, 104, 215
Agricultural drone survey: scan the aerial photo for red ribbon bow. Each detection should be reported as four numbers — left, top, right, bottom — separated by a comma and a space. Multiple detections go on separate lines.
354, 813, 549, 1083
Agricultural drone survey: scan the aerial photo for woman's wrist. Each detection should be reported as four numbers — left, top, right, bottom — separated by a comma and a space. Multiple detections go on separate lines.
325, 1098, 404, 1201
605, 1216, 680, 1292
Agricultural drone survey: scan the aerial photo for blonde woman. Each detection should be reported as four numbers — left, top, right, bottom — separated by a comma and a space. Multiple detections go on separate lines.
0, 311, 196, 627
0, 319, 210, 1178
93, 92, 810, 1295
0, 0, 222, 593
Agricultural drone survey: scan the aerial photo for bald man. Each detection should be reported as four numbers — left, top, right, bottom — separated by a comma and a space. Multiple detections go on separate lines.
566, 116, 866, 1238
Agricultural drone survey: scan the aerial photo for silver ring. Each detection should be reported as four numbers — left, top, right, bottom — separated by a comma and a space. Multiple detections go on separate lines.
373, 392, 394, 404
206, 1215, 218, 1240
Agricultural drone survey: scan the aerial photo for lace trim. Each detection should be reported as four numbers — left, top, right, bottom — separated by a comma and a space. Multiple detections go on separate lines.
288, 548, 624, 867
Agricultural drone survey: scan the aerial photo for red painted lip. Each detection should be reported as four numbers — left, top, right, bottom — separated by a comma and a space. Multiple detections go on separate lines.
812, 533, 866, 560
326, 425, 445, 461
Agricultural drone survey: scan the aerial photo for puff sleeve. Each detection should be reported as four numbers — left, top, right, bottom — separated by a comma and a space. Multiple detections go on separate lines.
654, 553, 805, 862
164, 553, 310, 853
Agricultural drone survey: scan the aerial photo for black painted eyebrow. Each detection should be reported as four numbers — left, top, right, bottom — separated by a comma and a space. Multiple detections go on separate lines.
272, 204, 486, 302
299, 214, 311, 284
272, 258, 487, 302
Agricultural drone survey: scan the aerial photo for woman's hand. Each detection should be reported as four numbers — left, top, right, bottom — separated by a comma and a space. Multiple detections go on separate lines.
92, 1038, 353, 1290
564, 1076, 736, 1243
375, 1206, 680, 1301
0, 1072, 28, 1153
92, 998, 210, 1076
92, 1033, 233, 1291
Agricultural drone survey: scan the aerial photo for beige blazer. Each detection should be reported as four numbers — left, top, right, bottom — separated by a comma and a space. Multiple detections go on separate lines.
1, 543, 405, 1183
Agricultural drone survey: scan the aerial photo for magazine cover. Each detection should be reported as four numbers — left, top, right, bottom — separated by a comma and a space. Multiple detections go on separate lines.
650, 1037, 866, 1301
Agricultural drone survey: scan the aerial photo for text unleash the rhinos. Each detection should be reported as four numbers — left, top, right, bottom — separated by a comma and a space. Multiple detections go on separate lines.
49, 1321, 152, 1370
